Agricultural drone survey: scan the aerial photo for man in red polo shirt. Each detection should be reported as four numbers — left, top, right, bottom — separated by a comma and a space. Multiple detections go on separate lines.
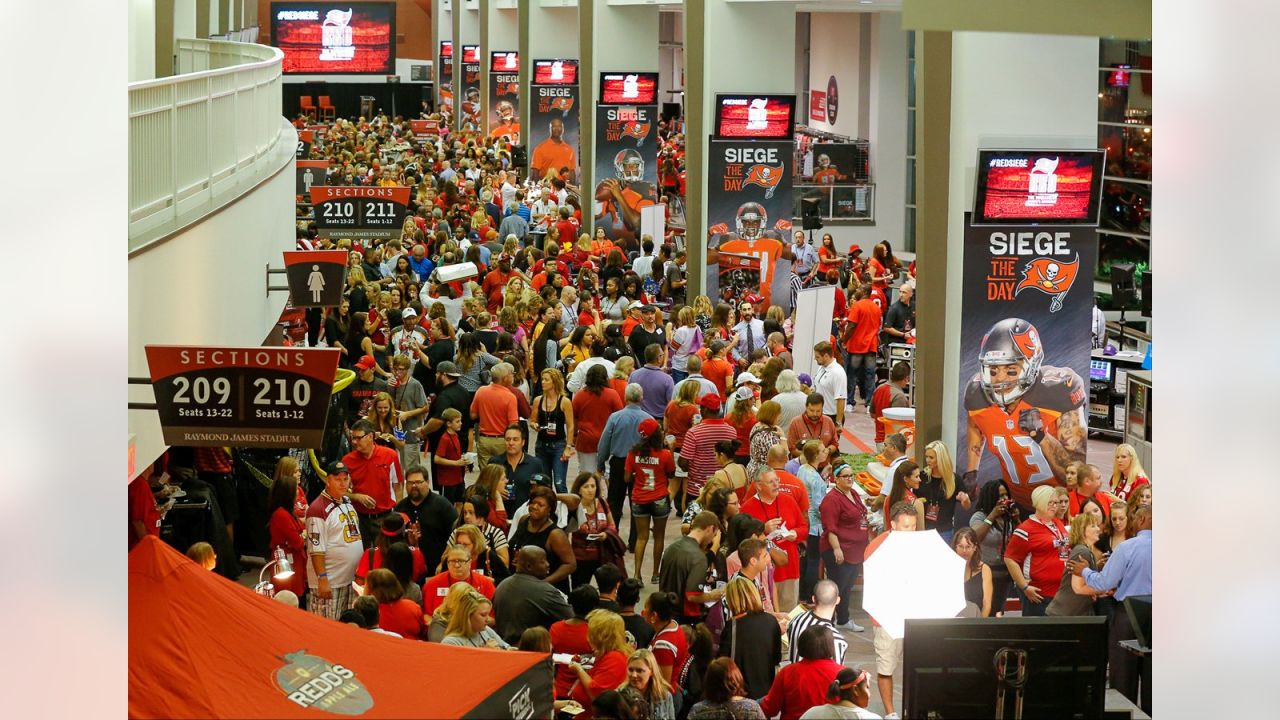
678, 393, 740, 505
1068, 463, 1114, 517
842, 284, 882, 412
740, 469, 807, 612
471, 364, 519, 472
343, 418, 404, 547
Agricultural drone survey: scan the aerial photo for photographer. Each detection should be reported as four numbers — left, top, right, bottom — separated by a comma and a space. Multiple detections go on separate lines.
969, 480, 1020, 617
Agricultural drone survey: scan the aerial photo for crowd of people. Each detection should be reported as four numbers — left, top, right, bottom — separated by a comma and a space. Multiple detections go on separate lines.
125, 109, 1154, 720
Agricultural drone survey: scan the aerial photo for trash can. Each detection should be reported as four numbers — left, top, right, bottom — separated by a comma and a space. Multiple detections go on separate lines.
879, 407, 916, 456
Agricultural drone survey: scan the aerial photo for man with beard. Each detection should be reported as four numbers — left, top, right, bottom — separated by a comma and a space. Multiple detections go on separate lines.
531, 117, 577, 181
393, 465, 458, 574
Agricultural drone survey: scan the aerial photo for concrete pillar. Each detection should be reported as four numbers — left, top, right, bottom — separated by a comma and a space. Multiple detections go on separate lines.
683, 0, 796, 300
482, 1, 520, 138
518, 0, 580, 145
454, 0, 481, 131
130, 0, 156, 81
434, 0, 452, 115
578, 0, 659, 241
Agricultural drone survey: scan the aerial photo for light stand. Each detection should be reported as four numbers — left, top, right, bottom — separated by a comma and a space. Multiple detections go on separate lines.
254, 547, 296, 597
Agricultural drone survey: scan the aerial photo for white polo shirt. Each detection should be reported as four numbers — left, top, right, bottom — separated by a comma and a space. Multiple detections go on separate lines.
812, 359, 848, 417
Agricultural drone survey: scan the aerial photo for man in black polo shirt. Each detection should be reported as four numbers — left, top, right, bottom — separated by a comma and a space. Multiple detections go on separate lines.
491, 423, 546, 513
880, 283, 914, 349
418, 361, 472, 486
628, 305, 668, 364
394, 464, 458, 573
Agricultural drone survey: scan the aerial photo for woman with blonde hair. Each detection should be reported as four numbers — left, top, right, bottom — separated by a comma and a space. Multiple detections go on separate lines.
1046, 512, 1107, 617
428, 581, 475, 642
611, 356, 636, 399
1109, 444, 1150, 502
558, 610, 635, 719
919, 441, 970, 544
617, 649, 676, 720
691, 295, 715, 335
717, 576, 782, 700
669, 307, 703, 384
442, 590, 509, 648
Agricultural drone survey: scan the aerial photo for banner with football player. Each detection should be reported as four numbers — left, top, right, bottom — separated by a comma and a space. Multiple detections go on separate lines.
955, 214, 1097, 509
459, 48, 481, 132
705, 139, 796, 312
437, 41, 454, 118
528, 85, 580, 183
593, 103, 658, 251
488, 51, 520, 142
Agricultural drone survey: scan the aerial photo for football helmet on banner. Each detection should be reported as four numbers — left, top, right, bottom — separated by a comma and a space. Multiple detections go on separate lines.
978, 318, 1044, 407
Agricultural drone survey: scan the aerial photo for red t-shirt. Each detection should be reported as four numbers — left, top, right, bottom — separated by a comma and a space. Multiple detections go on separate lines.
555, 220, 579, 247
663, 401, 700, 447
870, 382, 894, 443
1004, 516, 1070, 598
269, 507, 308, 597
569, 650, 629, 719
869, 258, 889, 290
759, 659, 845, 720
844, 298, 881, 355
128, 476, 160, 550
421, 570, 496, 615
727, 412, 756, 457
433, 431, 464, 487
378, 599, 425, 639
550, 620, 593, 698
627, 450, 677, 504
1068, 489, 1114, 518
343, 445, 403, 514
573, 388, 624, 453
651, 622, 689, 694
702, 358, 734, 397
355, 546, 428, 585
740, 493, 807, 582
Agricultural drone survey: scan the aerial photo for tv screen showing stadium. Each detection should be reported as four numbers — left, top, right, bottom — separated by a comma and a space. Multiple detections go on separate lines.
533, 59, 578, 85
439, 40, 453, 59
271, 3, 396, 75
973, 149, 1106, 225
599, 72, 658, 105
461, 44, 480, 63
714, 94, 796, 139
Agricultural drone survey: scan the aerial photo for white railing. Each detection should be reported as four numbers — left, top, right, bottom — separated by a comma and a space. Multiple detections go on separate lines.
129, 39, 290, 251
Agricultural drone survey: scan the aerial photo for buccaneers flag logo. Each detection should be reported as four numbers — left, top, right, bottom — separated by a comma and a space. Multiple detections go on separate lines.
550, 96, 574, 116
621, 121, 650, 147
1012, 324, 1042, 360
1015, 255, 1080, 312
743, 163, 784, 199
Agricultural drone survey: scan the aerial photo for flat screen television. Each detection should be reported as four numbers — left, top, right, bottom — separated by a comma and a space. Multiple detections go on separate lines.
461, 44, 479, 64
714, 94, 796, 140
271, 3, 396, 75
903, 617, 1109, 720
533, 59, 578, 86
972, 148, 1106, 225
490, 51, 519, 73
599, 72, 658, 105
1107, 64, 1131, 88
439, 40, 453, 59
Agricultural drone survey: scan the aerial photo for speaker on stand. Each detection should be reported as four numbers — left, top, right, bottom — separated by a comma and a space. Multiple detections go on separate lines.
1110, 263, 1140, 349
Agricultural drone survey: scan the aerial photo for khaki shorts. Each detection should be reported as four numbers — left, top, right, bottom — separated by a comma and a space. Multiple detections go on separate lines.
874, 625, 903, 676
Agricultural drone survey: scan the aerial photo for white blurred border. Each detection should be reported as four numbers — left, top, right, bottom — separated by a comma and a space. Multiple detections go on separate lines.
1160, 0, 1280, 717
0, 0, 126, 714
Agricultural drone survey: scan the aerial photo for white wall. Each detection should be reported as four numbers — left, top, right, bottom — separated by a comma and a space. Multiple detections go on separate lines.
128, 155, 296, 475
940, 31, 1099, 450
806, 12, 861, 138
131, 0, 156, 81
528, 8, 578, 60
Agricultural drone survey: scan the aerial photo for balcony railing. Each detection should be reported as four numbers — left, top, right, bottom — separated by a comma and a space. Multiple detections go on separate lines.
793, 183, 875, 222
129, 38, 290, 251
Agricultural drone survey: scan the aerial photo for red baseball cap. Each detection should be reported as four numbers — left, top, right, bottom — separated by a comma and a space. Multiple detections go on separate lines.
698, 393, 723, 411
355, 355, 377, 370
638, 418, 660, 437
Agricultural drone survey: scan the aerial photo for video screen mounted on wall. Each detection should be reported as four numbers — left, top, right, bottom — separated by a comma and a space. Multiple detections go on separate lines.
533, 59, 578, 85
490, 52, 519, 73
271, 3, 396, 75
439, 40, 453, 59
713, 94, 796, 140
599, 72, 659, 105
972, 149, 1107, 225
461, 45, 480, 63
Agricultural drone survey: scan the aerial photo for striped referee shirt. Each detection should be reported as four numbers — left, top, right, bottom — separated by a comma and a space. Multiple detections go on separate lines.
786, 609, 848, 664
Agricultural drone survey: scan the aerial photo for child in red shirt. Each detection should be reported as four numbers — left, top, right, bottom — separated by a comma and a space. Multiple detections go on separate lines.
433, 409, 468, 503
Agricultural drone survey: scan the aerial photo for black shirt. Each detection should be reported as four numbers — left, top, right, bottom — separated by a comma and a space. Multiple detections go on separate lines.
628, 324, 667, 364
347, 377, 388, 426
414, 338, 457, 397
491, 451, 548, 516
717, 611, 782, 700
622, 612, 655, 649
394, 491, 458, 573
918, 476, 958, 533
426, 381, 472, 454
880, 299, 913, 348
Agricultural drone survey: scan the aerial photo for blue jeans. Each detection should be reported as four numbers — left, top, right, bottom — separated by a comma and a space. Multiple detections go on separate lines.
845, 352, 877, 407
536, 439, 568, 492
671, 368, 689, 384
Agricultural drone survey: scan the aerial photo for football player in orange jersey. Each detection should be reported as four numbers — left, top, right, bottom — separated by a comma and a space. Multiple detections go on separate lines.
594, 148, 655, 245
962, 318, 1087, 508
811, 153, 845, 185
707, 202, 796, 308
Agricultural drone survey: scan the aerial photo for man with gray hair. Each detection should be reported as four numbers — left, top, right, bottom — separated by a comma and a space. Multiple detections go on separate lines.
470, 363, 518, 472
879, 433, 909, 500
491, 361, 532, 439
786, 579, 851, 663
671, 355, 718, 400
596, 383, 654, 542
498, 203, 529, 242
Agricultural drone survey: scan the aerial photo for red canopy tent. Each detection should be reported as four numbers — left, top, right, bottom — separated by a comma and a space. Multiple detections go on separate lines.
129, 536, 552, 718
